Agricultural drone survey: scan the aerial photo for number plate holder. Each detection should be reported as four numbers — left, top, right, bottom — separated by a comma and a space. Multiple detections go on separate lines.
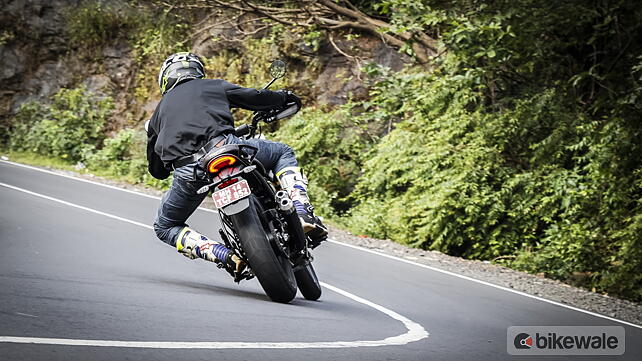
212, 179, 251, 209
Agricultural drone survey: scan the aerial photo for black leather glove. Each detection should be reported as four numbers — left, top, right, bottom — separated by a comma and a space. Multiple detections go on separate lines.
280, 90, 302, 109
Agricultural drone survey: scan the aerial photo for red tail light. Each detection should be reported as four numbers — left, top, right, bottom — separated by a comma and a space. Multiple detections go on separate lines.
207, 155, 237, 175
218, 178, 240, 189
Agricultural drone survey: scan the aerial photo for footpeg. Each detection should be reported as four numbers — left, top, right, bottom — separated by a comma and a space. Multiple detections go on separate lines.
308, 235, 327, 249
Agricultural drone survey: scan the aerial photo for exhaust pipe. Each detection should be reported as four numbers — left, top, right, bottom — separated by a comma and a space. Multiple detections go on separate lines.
274, 190, 306, 253
275, 190, 288, 201
275, 190, 294, 213
278, 197, 294, 213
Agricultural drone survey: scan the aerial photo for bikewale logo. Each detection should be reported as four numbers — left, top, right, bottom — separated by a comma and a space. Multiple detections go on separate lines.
507, 326, 625, 355
513, 333, 532, 349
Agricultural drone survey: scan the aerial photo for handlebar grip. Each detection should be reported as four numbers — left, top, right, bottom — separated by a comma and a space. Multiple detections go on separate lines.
234, 124, 250, 137
275, 103, 300, 121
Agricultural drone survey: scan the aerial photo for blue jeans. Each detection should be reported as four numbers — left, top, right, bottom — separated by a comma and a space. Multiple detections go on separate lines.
153, 134, 298, 247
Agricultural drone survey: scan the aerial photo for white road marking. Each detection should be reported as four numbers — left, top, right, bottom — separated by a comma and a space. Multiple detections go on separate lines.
2, 160, 640, 329
1, 182, 154, 230
329, 241, 642, 329
0, 159, 217, 213
0, 182, 428, 349
14, 313, 38, 318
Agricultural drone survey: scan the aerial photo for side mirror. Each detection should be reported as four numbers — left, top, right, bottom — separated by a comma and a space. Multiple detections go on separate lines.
269, 60, 286, 79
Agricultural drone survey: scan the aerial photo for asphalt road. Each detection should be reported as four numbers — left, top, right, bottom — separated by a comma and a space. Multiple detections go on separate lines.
0, 160, 640, 361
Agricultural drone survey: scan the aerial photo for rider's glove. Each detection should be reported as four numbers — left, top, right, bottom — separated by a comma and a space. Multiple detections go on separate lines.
280, 90, 302, 109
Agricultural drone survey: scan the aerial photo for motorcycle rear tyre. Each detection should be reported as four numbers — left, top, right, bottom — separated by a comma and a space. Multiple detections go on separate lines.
230, 195, 297, 303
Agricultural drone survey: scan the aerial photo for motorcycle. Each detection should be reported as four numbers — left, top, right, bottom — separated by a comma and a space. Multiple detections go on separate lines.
194, 60, 323, 303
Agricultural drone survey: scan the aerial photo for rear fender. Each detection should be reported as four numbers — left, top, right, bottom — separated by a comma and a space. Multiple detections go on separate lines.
220, 197, 250, 216
216, 170, 263, 216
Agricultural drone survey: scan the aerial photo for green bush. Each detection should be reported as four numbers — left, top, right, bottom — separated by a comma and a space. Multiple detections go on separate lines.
129, 6, 189, 102
84, 128, 172, 189
84, 128, 141, 175
335, 67, 641, 300
10, 86, 113, 161
272, 107, 376, 217
65, 1, 139, 49
8, 86, 172, 189
65, 0, 189, 66
271, 0, 642, 301
132, 11, 187, 61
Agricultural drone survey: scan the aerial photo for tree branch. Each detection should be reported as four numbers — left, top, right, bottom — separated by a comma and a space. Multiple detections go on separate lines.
180, 0, 437, 64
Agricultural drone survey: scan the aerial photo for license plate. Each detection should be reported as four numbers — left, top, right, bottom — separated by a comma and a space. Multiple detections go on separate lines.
212, 179, 251, 208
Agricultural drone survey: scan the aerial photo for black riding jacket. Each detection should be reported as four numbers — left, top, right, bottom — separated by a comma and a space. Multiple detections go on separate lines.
146, 78, 287, 179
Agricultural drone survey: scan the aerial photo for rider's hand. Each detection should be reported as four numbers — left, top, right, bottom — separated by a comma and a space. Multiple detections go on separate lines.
280, 90, 302, 109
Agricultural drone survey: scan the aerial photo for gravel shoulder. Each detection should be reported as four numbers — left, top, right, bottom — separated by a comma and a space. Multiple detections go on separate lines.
327, 227, 641, 326
11, 161, 641, 327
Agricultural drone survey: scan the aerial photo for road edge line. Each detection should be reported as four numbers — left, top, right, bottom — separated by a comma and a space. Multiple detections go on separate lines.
328, 239, 642, 329
0, 181, 429, 349
2, 159, 640, 329
0, 160, 217, 213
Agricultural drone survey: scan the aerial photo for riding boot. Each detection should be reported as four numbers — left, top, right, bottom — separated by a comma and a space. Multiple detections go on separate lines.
276, 167, 328, 244
176, 227, 245, 279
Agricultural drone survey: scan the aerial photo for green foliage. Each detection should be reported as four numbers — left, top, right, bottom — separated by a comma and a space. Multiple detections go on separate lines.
9, 86, 113, 161
0, 30, 14, 45
302, 27, 324, 52
65, 1, 139, 49
272, 107, 376, 216
376, 0, 447, 34
9, 100, 171, 189
66, 1, 186, 56
205, 28, 294, 88
9, 104, 171, 190
273, 0, 642, 301
129, 7, 189, 101
341, 65, 641, 300
132, 9, 188, 61
203, 30, 317, 123
65, 1, 188, 101
84, 128, 172, 189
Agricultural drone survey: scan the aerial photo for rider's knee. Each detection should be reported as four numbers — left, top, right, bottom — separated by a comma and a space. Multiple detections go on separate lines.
274, 142, 298, 170
279, 142, 295, 157
154, 221, 174, 246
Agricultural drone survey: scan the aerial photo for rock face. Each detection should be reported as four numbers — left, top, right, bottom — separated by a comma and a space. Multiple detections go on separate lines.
1, 0, 408, 139
1, 0, 78, 135
191, 18, 408, 107
1, 0, 78, 91
313, 37, 407, 105
0, 0, 135, 134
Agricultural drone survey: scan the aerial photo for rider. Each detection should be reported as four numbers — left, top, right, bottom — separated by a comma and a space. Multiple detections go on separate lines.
146, 52, 327, 279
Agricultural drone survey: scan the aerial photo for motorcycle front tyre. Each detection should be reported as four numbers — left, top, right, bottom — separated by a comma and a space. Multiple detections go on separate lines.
294, 262, 322, 300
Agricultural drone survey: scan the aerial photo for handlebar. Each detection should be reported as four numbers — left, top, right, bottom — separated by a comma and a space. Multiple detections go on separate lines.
235, 102, 300, 139
235, 60, 297, 139
234, 124, 251, 137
